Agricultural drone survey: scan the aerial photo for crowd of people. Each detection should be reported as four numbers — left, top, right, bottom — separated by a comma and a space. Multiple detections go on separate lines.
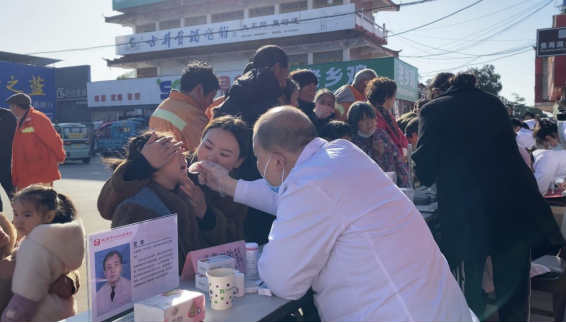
0, 44, 564, 321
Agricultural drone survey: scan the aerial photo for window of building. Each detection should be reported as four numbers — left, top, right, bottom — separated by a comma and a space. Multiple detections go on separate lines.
184, 15, 207, 27
280, 1, 308, 13
135, 23, 156, 33
313, 0, 344, 9
289, 54, 309, 67
313, 50, 343, 64
249, 6, 275, 18
159, 19, 181, 30
211, 10, 244, 23
136, 67, 158, 78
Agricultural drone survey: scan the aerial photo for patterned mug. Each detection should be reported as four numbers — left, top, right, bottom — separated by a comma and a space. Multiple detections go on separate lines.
206, 268, 235, 310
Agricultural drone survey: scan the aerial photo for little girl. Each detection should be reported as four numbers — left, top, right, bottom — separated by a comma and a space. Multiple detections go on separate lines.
1, 185, 85, 322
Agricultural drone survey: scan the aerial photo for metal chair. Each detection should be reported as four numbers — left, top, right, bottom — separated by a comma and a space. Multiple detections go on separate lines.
531, 248, 566, 322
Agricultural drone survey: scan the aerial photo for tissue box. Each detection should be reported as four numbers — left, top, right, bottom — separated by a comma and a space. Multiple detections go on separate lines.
134, 289, 205, 322
195, 273, 208, 292
197, 255, 235, 274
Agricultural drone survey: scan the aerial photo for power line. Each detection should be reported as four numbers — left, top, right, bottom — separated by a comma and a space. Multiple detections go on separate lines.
397, 0, 549, 59
386, 0, 483, 38
25, 0, 435, 56
422, 49, 532, 76
399, 0, 531, 32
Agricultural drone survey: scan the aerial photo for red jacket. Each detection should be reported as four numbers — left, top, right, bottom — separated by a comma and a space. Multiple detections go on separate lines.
12, 107, 65, 189
374, 107, 409, 157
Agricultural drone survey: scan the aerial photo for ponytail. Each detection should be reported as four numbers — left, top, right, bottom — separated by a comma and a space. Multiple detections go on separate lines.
52, 193, 77, 224
13, 185, 78, 224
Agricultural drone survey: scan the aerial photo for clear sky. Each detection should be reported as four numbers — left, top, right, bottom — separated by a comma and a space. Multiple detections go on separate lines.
1, 0, 561, 105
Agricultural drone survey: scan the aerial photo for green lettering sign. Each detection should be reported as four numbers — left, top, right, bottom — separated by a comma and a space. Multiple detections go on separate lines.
291, 57, 418, 102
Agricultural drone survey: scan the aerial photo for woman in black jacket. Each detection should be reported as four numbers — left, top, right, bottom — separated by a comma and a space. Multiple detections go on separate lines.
412, 72, 564, 321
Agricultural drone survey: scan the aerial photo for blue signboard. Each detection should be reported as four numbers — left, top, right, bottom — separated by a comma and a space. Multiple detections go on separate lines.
0, 61, 57, 118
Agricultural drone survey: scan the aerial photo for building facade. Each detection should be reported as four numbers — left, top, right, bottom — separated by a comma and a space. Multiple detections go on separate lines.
535, 6, 566, 115
88, 0, 418, 120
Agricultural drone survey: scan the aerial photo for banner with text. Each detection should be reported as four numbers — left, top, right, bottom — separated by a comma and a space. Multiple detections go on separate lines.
87, 70, 240, 108
116, 4, 355, 55
292, 57, 419, 102
0, 61, 57, 117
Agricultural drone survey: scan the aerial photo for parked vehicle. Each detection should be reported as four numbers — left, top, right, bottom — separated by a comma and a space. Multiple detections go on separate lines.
54, 123, 92, 164
96, 120, 141, 157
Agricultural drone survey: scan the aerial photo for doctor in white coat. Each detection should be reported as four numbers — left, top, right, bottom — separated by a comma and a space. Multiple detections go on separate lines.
96, 250, 132, 316
195, 106, 474, 321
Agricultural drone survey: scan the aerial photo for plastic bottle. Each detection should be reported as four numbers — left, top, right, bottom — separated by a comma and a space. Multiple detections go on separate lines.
234, 273, 245, 297
246, 242, 259, 280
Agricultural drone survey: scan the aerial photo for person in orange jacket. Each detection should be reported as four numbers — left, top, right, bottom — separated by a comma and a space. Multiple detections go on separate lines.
7, 94, 65, 191
149, 61, 220, 151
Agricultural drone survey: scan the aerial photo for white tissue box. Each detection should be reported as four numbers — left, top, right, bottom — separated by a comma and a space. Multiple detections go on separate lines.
195, 273, 208, 292
197, 255, 235, 274
134, 289, 205, 322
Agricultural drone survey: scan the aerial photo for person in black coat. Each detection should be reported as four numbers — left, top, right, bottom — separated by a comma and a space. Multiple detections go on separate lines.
215, 45, 289, 245
0, 108, 16, 212
412, 72, 564, 321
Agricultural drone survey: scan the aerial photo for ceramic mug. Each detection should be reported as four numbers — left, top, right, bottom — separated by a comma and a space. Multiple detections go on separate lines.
206, 268, 235, 310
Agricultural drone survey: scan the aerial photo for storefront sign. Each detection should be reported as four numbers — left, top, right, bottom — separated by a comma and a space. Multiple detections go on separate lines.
56, 65, 90, 105
87, 70, 241, 108
113, 0, 167, 10
537, 27, 566, 58
115, 4, 355, 55
292, 57, 419, 102
0, 61, 57, 118
87, 215, 179, 322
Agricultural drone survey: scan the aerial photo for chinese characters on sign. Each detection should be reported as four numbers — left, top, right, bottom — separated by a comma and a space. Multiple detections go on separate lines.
116, 4, 355, 55
0, 61, 57, 117
537, 27, 566, 58
292, 58, 419, 102
88, 215, 179, 322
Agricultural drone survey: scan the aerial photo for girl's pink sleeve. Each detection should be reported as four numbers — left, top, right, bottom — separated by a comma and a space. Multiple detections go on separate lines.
1, 294, 38, 322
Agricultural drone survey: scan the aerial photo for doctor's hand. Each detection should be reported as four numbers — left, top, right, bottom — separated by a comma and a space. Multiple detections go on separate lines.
49, 274, 74, 299
189, 161, 237, 198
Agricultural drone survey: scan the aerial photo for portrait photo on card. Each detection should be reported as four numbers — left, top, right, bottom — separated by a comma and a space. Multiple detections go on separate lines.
94, 243, 132, 317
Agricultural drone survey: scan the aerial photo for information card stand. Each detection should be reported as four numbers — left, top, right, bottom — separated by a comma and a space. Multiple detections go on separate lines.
86, 215, 179, 322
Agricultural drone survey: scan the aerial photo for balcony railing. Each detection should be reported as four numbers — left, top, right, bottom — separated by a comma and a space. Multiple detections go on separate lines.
355, 12, 387, 40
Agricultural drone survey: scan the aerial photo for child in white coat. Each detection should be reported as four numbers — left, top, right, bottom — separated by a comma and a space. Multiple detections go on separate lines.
1, 185, 85, 322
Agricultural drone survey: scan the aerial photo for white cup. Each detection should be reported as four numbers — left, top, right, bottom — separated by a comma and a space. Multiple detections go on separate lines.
206, 268, 235, 310
385, 172, 396, 184
400, 188, 415, 202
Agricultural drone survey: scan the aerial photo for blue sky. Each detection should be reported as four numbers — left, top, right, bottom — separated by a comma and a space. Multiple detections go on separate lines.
1, 0, 561, 105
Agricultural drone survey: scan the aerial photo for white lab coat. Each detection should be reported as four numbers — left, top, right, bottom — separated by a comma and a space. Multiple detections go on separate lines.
96, 277, 132, 316
533, 149, 566, 195
234, 138, 472, 322
516, 128, 535, 148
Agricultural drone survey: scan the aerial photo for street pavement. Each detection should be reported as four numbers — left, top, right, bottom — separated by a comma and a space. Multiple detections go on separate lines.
1, 156, 112, 314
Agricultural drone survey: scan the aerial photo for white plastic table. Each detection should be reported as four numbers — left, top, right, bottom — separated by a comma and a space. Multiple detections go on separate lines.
64, 204, 436, 322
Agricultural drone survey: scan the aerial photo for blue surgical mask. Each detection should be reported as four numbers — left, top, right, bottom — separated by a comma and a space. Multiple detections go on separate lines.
261, 155, 285, 193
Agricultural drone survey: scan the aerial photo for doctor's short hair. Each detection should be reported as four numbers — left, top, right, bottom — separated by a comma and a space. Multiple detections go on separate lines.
254, 106, 317, 153
103, 250, 123, 269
